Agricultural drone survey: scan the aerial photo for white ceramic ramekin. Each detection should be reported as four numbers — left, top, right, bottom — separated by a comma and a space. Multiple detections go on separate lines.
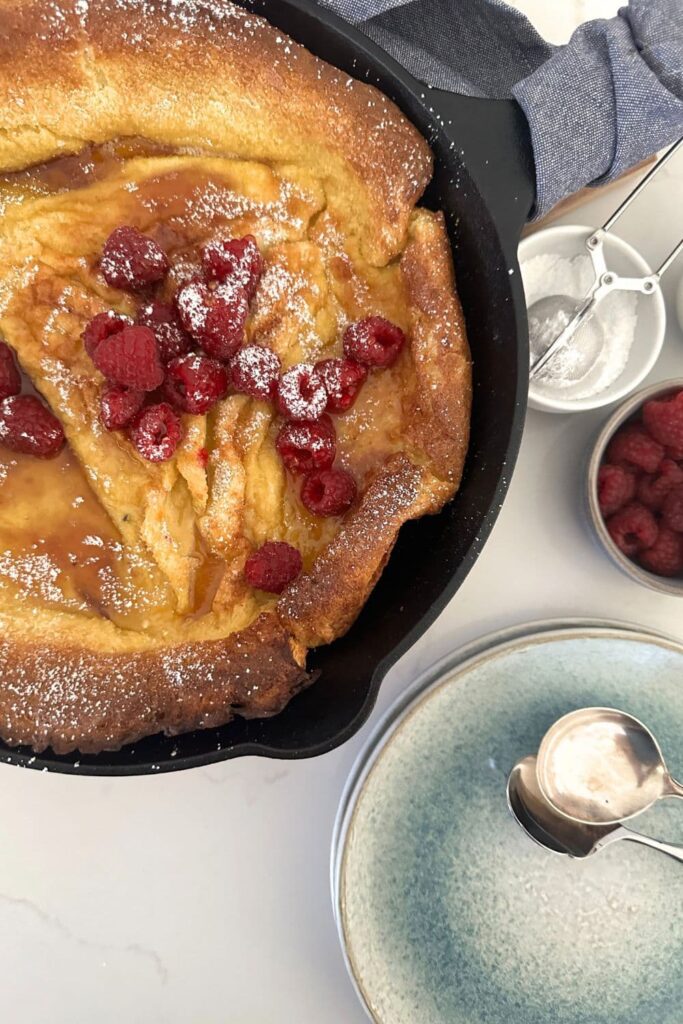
520, 225, 666, 414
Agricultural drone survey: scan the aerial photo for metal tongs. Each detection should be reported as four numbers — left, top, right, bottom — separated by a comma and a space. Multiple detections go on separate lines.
531, 137, 683, 379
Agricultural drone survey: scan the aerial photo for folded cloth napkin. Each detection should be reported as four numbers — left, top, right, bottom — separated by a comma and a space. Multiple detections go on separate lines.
317, 0, 683, 217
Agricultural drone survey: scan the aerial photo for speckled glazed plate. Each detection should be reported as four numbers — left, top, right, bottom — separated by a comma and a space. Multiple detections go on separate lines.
332, 620, 683, 1024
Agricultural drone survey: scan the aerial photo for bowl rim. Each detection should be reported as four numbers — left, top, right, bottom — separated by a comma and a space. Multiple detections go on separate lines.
587, 377, 683, 596
520, 224, 667, 414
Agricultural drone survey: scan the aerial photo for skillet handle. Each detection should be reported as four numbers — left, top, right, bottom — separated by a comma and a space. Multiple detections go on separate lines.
428, 91, 536, 265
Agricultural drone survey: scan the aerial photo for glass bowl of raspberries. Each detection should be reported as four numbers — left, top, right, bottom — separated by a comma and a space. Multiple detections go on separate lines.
588, 379, 683, 595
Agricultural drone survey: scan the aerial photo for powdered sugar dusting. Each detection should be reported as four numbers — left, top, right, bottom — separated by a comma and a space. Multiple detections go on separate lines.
0, 550, 76, 608
175, 279, 209, 334
138, 175, 312, 247
30, 0, 266, 44
0, 534, 170, 627
253, 261, 324, 358
234, 401, 273, 451
231, 344, 280, 401
277, 363, 327, 421
0, 458, 15, 486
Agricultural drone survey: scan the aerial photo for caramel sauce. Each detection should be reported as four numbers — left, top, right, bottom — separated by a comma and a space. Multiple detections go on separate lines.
0, 141, 239, 627
0, 445, 172, 629
0, 138, 178, 207
189, 554, 227, 620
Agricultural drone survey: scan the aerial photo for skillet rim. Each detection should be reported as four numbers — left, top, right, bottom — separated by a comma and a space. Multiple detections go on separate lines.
0, 0, 531, 774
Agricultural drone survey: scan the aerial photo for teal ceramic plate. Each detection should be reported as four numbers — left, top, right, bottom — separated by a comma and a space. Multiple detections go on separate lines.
333, 620, 683, 1024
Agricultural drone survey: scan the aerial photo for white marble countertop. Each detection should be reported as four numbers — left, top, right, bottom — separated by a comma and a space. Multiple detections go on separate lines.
3, 6, 683, 1022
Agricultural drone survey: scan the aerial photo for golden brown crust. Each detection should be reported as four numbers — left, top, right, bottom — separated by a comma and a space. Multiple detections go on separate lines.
278, 213, 471, 649
0, 0, 432, 263
279, 454, 434, 647
0, 612, 310, 754
0, 1, 471, 754
401, 210, 472, 484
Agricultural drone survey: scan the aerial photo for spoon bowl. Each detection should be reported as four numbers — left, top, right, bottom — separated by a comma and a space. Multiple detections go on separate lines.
507, 755, 617, 857
536, 707, 683, 825
528, 293, 604, 381
527, 293, 576, 360
507, 755, 683, 864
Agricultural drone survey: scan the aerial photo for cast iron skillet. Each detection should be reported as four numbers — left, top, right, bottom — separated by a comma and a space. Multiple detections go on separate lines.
4, 0, 535, 775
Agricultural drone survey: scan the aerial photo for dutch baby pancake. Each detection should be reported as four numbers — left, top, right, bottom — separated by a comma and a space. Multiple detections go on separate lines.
0, 0, 471, 753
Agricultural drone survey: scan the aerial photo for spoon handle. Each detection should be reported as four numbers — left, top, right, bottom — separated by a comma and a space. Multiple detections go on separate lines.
664, 776, 683, 800
612, 827, 683, 865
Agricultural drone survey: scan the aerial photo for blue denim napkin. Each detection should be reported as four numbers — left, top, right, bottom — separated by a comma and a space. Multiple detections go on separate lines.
318, 0, 683, 216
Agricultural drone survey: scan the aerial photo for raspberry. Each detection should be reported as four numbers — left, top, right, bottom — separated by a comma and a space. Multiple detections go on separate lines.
643, 391, 683, 450
92, 325, 164, 391
100, 226, 169, 291
244, 540, 302, 594
0, 394, 64, 458
597, 463, 637, 517
315, 357, 367, 413
662, 485, 683, 533
201, 235, 264, 298
666, 445, 683, 462
276, 415, 336, 475
636, 459, 683, 510
82, 310, 131, 360
129, 402, 181, 462
343, 316, 406, 368
639, 527, 683, 577
137, 301, 192, 364
175, 279, 248, 361
607, 502, 658, 557
301, 467, 357, 517
230, 345, 281, 401
163, 353, 229, 414
0, 341, 21, 401
277, 363, 327, 421
607, 425, 664, 474
100, 384, 144, 431
202, 285, 249, 361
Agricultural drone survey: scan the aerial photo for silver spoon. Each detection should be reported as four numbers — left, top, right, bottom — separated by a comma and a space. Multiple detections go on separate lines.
507, 755, 683, 863
536, 707, 683, 826
528, 295, 604, 381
